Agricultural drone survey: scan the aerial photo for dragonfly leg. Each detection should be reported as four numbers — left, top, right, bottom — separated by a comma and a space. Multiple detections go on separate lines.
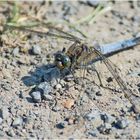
94, 68, 104, 87
69, 56, 81, 84
90, 65, 104, 87
67, 68, 80, 85
78, 61, 87, 87
90, 65, 120, 92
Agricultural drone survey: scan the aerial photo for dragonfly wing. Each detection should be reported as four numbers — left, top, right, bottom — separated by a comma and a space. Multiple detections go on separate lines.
6, 24, 82, 42
48, 25, 82, 43
66, 42, 79, 55
93, 48, 140, 113
94, 49, 128, 91
67, 44, 90, 65
76, 46, 98, 66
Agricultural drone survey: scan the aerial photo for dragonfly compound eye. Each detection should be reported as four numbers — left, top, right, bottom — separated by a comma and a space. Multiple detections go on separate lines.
54, 53, 71, 69
62, 56, 71, 68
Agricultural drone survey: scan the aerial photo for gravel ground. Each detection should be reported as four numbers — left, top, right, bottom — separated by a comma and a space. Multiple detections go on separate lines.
0, 1, 140, 139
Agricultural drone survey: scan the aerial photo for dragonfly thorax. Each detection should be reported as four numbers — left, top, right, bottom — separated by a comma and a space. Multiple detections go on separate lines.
54, 52, 71, 69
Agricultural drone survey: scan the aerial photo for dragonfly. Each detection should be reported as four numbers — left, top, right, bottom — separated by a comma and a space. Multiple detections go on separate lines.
6, 24, 140, 113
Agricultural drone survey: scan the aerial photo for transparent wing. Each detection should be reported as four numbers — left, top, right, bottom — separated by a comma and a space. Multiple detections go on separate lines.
48, 25, 82, 43
74, 44, 140, 113
93, 48, 140, 113
6, 24, 82, 42
66, 42, 83, 57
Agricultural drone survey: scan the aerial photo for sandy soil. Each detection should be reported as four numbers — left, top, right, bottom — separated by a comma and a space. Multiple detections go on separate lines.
0, 1, 140, 139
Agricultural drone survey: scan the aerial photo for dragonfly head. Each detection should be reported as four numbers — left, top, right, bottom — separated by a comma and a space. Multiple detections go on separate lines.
54, 49, 71, 69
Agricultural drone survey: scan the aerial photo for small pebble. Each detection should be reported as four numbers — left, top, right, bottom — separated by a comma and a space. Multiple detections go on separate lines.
7, 128, 15, 137
84, 110, 103, 127
32, 45, 41, 55
6, 117, 12, 126
136, 114, 140, 122
52, 105, 61, 112
106, 77, 113, 83
30, 91, 42, 103
12, 117, 23, 127
56, 121, 68, 129
98, 123, 112, 134
2, 68, 12, 79
37, 82, 52, 95
0, 130, 5, 137
88, 129, 99, 137
116, 119, 129, 129
17, 56, 30, 65
0, 118, 3, 124
85, 86, 100, 100
67, 117, 75, 125
1, 82, 12, 91
87, 0, 101, 7
64, 76, 74, 82
137, 83, 140, 87
43, 94, 53, 101
54, 84, 62, 90
69, 138, 74, 140
0, 107, 9, 119
101, 113, 116, 124
37, 82, 53, 101
63, 99, 75, 109
136, 32, 140, 37
11, 60, 17, 67
18, 91, 25, 99
132, 16, 140, 23
96, 91, 102, 96
12, 47, 19, 56
85, 109, 101, 121
9, 107, 17, 116
137, 1, 140, 7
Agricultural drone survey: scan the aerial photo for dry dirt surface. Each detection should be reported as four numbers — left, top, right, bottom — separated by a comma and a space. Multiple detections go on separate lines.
0, 1, 140, 139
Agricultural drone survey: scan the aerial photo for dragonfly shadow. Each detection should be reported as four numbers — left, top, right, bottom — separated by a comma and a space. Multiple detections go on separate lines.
21, 63, 74, 104
21, 62, 72, 88
21, 63, 61, 88
21, 63, 63, 103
